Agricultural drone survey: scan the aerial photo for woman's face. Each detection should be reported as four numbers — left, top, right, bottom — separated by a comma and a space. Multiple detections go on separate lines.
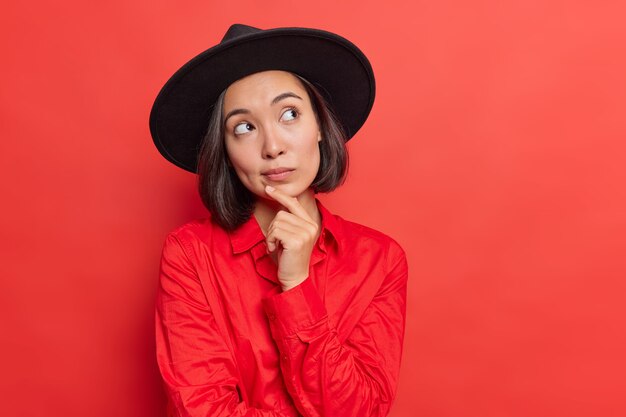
223, 70, 321, 200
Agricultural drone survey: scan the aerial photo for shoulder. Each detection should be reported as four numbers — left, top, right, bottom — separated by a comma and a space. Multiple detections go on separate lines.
333, 214, 407, 269
336, 215, 393, 244
161, 215, 225, 256
167, 216, 215, 240
328, 214, 409, 293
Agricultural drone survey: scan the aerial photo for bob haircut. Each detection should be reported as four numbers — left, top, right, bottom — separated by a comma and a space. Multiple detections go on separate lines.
197, 73, 349, 231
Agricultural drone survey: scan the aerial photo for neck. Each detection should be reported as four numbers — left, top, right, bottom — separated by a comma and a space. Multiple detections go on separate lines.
254, 188, 321, 235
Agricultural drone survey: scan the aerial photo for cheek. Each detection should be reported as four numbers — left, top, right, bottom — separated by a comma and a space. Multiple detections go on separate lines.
311, 143, 321, 163
225, 143, 253, 174
299, 125, 321, 155
302, 140, 321, 175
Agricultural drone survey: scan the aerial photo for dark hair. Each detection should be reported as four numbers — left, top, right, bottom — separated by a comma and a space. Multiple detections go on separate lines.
197, 73, 349, 230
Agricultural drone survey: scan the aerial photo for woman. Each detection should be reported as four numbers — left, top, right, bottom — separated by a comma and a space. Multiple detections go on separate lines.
150, 24, 408, 417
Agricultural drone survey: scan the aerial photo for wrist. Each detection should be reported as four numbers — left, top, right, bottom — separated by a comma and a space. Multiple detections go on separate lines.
280, 276, 308, 292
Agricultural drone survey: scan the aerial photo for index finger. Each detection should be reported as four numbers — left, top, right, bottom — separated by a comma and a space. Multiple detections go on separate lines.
264, 185, 313, 221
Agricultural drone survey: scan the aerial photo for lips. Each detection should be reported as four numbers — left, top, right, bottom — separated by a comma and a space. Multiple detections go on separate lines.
262, 167, 295, 181
262, 168, 294, 175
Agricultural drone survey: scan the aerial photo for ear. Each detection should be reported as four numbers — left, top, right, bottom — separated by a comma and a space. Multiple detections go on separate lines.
317, 131, 322, 142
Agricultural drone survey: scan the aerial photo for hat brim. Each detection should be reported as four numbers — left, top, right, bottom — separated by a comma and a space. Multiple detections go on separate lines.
149, 27, 375, 173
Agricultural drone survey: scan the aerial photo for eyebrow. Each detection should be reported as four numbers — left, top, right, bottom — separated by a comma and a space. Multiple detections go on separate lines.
223, 92, 303, 124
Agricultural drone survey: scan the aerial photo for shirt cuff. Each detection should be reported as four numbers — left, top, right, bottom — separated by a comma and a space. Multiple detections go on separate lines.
261, 278, 327, 338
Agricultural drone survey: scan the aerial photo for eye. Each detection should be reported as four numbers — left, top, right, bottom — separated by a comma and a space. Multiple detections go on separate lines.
280, 108, 299, 122
234, 122, 255, 135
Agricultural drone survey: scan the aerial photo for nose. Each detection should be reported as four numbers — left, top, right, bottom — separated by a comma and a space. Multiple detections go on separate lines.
261, 125, 286, 159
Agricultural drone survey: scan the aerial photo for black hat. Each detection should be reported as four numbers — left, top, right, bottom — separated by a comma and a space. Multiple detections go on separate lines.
149, 23, 376, 173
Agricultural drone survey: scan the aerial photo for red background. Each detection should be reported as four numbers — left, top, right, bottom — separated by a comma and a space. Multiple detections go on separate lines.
2, 1, 625, 416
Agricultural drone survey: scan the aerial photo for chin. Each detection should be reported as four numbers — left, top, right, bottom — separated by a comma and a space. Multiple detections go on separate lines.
266, 182, 312, 197
286, 184, 316, 199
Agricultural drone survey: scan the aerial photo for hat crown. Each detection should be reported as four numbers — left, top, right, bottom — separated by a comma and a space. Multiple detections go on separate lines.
221, 24, 261, 43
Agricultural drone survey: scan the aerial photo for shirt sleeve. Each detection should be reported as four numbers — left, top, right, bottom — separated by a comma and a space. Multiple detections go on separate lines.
155, 233, 295, 417
261, 239, 409, 417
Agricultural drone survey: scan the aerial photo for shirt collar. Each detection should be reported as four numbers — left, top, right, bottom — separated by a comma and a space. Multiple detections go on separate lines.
227, 198, 342, 254
316, 198, 342, 252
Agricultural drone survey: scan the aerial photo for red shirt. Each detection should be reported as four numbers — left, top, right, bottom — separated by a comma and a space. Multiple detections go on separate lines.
155, 199, 408, 417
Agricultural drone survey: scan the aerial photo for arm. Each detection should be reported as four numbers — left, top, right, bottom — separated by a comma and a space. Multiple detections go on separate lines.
261, 240, 409, 417
155, 233, 295, 417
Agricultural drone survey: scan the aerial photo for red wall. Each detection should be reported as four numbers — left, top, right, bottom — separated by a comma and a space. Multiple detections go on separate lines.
2, 1, 625, 416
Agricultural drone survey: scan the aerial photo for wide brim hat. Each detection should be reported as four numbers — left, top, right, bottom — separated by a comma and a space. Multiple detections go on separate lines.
149, 23, 376, 173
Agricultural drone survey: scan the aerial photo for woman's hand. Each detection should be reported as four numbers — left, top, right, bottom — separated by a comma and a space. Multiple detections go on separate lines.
264, 185, 320, 291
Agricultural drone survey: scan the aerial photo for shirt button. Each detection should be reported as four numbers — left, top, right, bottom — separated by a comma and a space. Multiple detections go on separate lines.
268, 314, 276, 321
282, 355, 288, 361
